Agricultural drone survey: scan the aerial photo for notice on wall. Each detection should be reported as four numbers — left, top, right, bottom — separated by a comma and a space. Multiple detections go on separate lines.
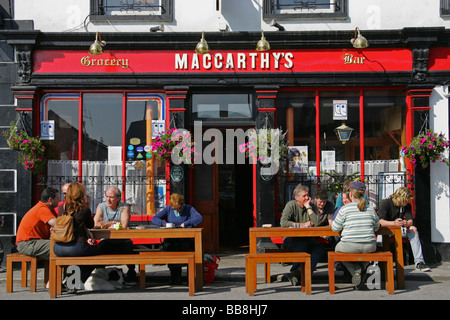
321, 150, 336, 171
333, 100, 348, 120
40, 120, 55, 140
152, 120, 165, 139
108, 146, 122, 166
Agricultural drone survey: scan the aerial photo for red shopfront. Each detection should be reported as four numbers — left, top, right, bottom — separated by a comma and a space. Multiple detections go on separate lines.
11, 41, 447, 253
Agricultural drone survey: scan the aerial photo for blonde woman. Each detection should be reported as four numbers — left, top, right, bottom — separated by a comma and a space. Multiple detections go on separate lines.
379, 187, 430, 272
332, 181, 380, 290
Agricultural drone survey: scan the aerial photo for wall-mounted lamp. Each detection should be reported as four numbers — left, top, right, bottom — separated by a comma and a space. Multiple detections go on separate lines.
334, 122, 354, 144
256, 30, 270, 51
89, 32, 106, 55
195, 31, 210, 54
351, 27, 368, 49
150, 24, 165, 32
270, 19, 285, 31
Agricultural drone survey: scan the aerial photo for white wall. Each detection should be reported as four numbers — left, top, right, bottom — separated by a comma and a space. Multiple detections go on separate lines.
430, 86, 450, 243
13, 0, 450, 33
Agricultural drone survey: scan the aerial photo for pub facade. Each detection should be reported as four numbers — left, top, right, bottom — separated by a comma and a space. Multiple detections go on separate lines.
1, 1, 449, 260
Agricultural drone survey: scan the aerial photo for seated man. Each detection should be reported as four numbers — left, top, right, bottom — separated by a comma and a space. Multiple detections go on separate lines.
16, 187, 59, 260
94, 186, 137, 282
378, 187, 430, 272
314, 187, 335, 226
152, 193, 203, 284
280, 184, 324, 286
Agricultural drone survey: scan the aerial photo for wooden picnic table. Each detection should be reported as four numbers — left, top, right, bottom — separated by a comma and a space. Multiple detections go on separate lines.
249, 226, 404, 289
49, 227, 204, 293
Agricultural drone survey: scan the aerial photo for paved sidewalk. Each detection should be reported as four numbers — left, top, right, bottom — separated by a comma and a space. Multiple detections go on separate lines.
1, 252, 450, 301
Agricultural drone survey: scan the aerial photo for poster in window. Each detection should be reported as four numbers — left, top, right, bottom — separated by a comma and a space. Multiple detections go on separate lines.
40, 120, 55, 140
333, 100, 348, 120
288, 146, 308, 174
321, 150, 336, 171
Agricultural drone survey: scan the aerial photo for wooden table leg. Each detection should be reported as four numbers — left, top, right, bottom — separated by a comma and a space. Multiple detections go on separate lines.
188, 257, 195, 296
304, 259, 311, 295
139, 264, 146, 290
49, 260, 56, 298
6, 257, 13, 293
394, 230, 405, 289
248, 259, 256, 296
30, 258, 37, 292
328, 256, 335, 294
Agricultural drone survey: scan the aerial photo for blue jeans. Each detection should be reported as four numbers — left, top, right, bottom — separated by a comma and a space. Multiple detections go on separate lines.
53, 241, 101, 282
283, 237, 325, 272
407, 230, 425, 266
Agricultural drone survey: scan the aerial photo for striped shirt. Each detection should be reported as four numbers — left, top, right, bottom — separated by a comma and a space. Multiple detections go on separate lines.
331, 202, 380, 243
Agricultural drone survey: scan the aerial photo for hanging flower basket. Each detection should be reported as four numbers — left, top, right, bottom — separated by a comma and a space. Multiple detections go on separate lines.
401, 129, 450, 168
151, 128, 199, 166
2, 122, 46, 174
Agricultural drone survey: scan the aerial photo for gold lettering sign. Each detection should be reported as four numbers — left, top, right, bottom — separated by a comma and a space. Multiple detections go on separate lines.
81, 56, 129, 68
343, 53, 366, 65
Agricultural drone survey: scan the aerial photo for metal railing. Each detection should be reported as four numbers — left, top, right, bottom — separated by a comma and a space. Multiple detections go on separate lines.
278, 171, 414, 210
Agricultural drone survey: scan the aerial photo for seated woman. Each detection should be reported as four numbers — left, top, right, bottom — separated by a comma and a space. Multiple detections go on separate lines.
53, 182, 101, 292
331, 181, 380, 290
152, 193, 203, 284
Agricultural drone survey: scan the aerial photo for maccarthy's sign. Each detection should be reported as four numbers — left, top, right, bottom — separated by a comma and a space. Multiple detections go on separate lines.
33, 49, 413, 74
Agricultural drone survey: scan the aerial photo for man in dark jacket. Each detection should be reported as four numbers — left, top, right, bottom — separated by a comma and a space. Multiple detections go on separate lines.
378, 187, 430, 272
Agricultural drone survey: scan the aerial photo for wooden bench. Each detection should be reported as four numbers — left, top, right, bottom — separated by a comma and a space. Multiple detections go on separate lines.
49, 252, 195, 298
328, 251, 394, 295
245, 252, 312, 296
6, 253, 48, 293
262, 248, 293, 283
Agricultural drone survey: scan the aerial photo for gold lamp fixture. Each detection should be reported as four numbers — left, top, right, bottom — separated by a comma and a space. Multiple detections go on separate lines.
195, 31, 210, 54
89, 32, 106, 55
351, 27, 368, 49
334, 122, 354, 144
256, 29, 270, 51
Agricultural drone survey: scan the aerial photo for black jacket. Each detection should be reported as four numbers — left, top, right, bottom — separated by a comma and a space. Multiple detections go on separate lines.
378, 198, 413, 222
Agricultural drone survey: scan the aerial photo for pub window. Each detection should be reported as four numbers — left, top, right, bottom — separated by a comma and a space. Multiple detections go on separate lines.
90, 0, 173, 21
441, 0, 450, 16
40, 92, 167, 216
319, 91, 360, 162
192, 94, 254, 120
263, 0, 347, 20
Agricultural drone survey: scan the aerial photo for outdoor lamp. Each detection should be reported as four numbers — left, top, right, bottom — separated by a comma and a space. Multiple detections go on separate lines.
270, 19, 285, 31
351, 27, 369, 49
150, 24, 165, 32
89, 32, 106, 55
334, 123, 354, 144
195, 31, 210, 54
256, 29, 270, 51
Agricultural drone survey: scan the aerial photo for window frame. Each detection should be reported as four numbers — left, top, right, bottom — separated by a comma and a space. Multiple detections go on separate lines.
263, 0, 347, 21
90, 0, 173, 22
441, 0, 450, 16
